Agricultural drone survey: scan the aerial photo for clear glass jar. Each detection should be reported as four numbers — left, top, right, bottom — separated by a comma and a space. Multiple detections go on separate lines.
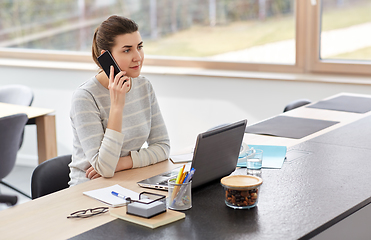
221, 175, 263, 209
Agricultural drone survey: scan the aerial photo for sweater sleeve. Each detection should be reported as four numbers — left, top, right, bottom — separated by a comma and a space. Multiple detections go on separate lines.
130, 85, 170, 168
71, 89, 124, 177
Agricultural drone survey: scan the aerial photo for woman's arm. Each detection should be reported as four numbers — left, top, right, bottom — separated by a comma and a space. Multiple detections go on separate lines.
106, 66, 130, 132
86, 154, 133, 179
71, 89, 124, 178
104, 67, 133, 173
130, 84, 170, 168
73, 68, 132, 179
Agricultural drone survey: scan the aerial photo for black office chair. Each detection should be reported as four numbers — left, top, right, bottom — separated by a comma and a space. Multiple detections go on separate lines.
0, 113, 30, 199
283, 99, 312, 112
0, 194, 18, 206
31, 155, 72, 199
0, 84, 34, 148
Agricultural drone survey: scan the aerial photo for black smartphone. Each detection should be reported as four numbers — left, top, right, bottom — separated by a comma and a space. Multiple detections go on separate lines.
97, 50, 122, 78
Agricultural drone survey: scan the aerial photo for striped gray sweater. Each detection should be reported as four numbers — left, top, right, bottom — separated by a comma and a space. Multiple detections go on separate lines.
69, 76, 170, 186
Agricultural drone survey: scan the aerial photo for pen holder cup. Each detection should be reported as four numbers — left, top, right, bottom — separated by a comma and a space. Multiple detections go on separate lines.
167, 179, 192, 211
221, 175, 263, 209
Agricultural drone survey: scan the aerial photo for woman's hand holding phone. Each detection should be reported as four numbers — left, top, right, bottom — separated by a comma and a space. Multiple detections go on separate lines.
107, 65, 130, 133
108, 65, 130, 109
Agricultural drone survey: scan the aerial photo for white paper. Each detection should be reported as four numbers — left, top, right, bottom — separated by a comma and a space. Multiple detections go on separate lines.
83, 184, 140, 207
169, 153, 193, 163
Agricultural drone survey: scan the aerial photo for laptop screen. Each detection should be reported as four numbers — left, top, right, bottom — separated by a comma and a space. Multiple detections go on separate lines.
137, 119, 247, 190
190, 119, 247, 188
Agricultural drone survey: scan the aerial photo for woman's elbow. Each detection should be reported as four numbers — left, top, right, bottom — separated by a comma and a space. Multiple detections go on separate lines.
95, 167, 115, 178
102, 173, 114, 178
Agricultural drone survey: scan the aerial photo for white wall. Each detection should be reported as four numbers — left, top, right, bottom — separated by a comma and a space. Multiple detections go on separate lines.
1, 65, 371, 166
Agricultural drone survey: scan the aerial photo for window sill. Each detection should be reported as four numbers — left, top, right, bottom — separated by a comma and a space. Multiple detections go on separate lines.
1, 57, 371, 85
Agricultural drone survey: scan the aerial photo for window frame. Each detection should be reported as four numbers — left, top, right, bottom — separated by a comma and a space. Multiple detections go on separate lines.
0, 0, 370, 76
307, 0, 371, 75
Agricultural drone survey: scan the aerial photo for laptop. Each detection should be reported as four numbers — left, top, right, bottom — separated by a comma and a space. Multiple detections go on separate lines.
137, 119, 247, 190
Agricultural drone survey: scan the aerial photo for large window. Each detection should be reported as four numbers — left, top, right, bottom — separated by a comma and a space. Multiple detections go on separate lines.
0, 0, 296, 65
320, 0, 371, 61
143, 0, 296, 65
0, 0, 370, 76
308, 0, 371, 75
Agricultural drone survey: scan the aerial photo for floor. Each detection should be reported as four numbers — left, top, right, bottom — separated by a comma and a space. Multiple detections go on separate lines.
0, 165, 34, 211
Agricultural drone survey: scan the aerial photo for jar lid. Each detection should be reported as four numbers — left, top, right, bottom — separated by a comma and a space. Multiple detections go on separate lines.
221, 175, 263, 189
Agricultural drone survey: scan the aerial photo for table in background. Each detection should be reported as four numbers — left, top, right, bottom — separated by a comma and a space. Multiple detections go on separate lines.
0, 102, 57, 164
0, 93, 370, 239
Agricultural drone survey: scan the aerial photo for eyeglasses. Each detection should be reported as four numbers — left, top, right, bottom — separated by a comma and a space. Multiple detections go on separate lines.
67, 207, 109, 219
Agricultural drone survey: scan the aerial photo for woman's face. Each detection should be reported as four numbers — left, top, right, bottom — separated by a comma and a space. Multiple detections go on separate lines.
110, 31, 144, 78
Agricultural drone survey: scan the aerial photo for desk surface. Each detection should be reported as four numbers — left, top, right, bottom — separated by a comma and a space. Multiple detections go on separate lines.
0, 102, 57, 163
0, 102, 54, 118
1, 92, 370, 240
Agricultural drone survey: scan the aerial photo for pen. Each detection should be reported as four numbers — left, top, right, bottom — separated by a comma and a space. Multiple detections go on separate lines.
111, 191, 128, 200
171, 165, 186, 201
175, 165, 186, 184
180, 171, 188, 184
183, 168, 195, 184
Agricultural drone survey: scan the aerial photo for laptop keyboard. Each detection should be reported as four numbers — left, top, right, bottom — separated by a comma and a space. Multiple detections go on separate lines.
157, 180, 168, 185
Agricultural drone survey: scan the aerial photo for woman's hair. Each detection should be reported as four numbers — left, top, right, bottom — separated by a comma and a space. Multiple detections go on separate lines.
92, 15, 138, 67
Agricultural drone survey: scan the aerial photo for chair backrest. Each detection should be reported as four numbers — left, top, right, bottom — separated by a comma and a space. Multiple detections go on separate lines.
0, 194, 18, 206
31, 155, 72, 199
0, 84, 34, 149
0, 114, 28, 180
283, 99, 312, 112
0, 84, 34, 106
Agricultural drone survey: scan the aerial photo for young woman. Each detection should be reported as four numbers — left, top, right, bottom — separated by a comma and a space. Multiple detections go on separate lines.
69, 15, 170, 186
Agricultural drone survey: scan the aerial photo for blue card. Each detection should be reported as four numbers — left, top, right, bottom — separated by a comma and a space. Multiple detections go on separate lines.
237, 145, 287, 169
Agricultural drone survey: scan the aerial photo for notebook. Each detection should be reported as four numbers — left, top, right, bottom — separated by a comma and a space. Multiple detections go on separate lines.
83, 184, 140, 207
137, 119, 247, 190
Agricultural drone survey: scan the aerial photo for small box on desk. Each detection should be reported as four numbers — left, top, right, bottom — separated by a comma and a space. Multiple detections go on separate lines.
127, 199, 166, 218
110, 191, 185, 229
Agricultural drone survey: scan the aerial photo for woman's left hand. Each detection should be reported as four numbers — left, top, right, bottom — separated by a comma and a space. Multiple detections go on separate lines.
86, 166, 102, 179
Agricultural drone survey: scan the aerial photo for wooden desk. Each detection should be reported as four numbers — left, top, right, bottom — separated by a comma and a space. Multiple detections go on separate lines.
0, 160, 176, 240
0, 102, 57, 164
0, 93, 370, 239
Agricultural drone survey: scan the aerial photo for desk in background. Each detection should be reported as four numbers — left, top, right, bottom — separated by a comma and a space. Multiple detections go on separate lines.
0, 102, 57, 164
0, 93, 370, 239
